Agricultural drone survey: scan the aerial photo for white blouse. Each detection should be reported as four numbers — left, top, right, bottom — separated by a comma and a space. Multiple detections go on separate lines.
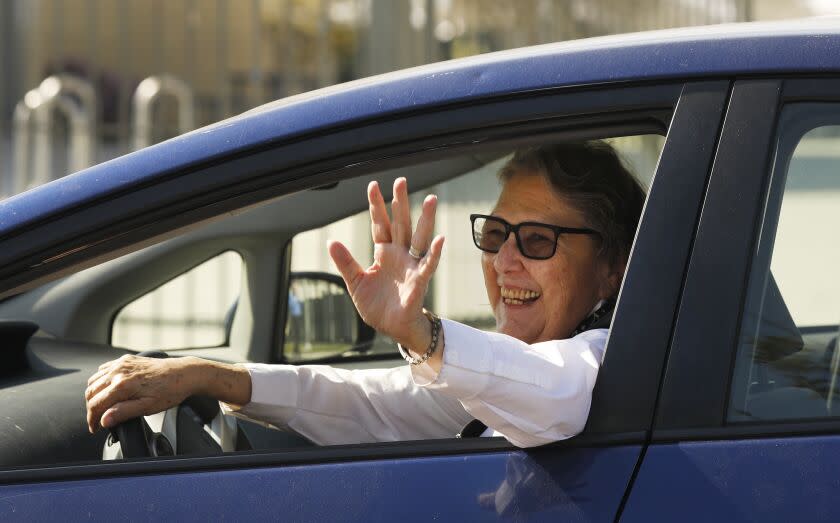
221, 319, 607, 448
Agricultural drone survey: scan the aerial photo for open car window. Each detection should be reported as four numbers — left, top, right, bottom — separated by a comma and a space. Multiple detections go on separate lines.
0, 94, 675, 472
282, 135, 663, 364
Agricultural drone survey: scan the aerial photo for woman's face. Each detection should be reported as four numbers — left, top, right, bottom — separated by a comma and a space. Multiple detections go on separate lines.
482, 172, 623, 343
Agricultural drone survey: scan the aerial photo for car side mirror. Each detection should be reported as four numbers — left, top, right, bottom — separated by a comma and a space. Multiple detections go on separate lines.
283, 271, 375, 361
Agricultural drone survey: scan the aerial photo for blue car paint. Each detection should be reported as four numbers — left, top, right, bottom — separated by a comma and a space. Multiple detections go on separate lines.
620, 435, 840, 522
0, 446, 641, 522
2, 21, 840, 238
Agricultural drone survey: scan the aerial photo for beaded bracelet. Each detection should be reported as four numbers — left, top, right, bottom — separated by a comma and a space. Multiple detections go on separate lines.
397, 310, 442, 366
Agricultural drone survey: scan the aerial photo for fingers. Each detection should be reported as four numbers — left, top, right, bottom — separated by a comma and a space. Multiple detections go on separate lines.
419, 235, 445, 279
100, 398, 153, 430
87, 367, 108, 387
85, 372, 111, 402
390, 178, 411, 247
87, 380, 134, 433
410, 194, 437, 257
328, 240, 365, 294
368, 181, 391, 244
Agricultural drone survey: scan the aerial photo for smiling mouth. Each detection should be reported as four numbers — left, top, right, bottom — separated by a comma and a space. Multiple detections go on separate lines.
500, 287, 541, 305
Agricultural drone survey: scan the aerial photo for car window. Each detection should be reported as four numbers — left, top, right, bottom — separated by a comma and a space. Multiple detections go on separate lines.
0, 125, 673, 473
283, 135, 664, 363
729, 106, 840, 422
112, 251, 243, 351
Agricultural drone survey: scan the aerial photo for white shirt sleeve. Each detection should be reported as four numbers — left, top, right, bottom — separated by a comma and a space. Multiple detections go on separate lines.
410, 319, 607, 448
220, 363, 473, 446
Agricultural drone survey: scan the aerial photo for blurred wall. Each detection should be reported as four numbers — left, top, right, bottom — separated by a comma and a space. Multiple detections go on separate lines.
4, 0, 835, 196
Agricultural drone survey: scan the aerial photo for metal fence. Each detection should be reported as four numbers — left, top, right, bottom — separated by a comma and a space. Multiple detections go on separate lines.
0, 0, 777, 199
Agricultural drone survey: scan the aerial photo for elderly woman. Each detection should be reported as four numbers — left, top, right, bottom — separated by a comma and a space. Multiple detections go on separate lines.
85, 141, 644, 448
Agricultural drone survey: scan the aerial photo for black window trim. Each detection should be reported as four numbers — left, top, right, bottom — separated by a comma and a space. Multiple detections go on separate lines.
587, 80, 731, 436
652, 79, 783, 436
652, 77, 840, 441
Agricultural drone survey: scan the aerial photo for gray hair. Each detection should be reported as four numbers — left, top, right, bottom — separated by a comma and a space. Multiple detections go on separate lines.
498, 141, 645, 268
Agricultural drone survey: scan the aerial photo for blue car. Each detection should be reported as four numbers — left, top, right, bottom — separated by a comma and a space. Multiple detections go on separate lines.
2, 19, 840, 522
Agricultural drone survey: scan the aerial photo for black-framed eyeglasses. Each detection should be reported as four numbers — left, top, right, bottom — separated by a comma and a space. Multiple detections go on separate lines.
470, 214, 599, 260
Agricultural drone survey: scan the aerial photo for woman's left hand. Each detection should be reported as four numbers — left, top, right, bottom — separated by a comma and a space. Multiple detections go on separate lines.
328, 177, 443, 353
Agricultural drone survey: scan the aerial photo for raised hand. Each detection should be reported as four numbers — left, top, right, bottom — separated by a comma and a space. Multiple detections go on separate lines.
328, 177, 444, 352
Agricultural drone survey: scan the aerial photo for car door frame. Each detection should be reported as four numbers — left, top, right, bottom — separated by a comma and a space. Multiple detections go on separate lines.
616, 75, 840, 523
651, 77, 840, 441
0, 77, 726, 519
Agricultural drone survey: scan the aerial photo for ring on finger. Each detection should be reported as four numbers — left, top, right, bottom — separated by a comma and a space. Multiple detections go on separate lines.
408, 245, 426, 259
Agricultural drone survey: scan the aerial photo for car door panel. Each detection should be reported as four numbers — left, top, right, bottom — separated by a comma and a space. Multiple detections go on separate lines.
0, 80, 725, 521
0, 447, 642, 521
620, 436, 840, 523
622, 79, 840, 520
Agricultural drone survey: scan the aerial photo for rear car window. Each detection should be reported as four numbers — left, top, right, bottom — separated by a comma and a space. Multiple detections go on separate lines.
728, 106, 840, 422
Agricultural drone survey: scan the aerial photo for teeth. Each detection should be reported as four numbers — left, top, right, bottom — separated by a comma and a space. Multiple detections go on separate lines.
501, 287, 540, 300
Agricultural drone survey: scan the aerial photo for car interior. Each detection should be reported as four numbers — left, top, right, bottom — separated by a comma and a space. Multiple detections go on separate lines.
0, 133, 663, 469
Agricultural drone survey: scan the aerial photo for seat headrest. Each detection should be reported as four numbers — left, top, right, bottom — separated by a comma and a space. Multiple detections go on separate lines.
746, 273, 804, 363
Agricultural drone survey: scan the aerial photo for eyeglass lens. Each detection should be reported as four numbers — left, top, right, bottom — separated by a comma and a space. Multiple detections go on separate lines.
472, 216, 557, 259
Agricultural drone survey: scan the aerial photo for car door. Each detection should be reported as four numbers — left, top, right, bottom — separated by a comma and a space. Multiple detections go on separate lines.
621, 79, 840, 522
0, 80, 725, 521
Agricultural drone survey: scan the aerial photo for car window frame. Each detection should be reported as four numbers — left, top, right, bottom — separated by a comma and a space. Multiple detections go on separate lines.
0, 79, 722, 483
652, 77, 840, 442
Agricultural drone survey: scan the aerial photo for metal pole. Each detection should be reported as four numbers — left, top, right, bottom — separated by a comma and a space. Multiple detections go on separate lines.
56, 96, 91, 174
251, 0, 264, 107
132, 74, 195, 151
285, 0, 298, 95
41, 75, 97, 169
117, 0, 131, 156
87, 0, 100, 165
31, 98, 54, 188
217, 0, 232, 119
12, 90, 41, 194
31, 75, 98, 186
317, 0, 332, 88
424, 0, 436, 64
157, 0, 167, 74
186, 0, 197, 114
0, 0, 10, 198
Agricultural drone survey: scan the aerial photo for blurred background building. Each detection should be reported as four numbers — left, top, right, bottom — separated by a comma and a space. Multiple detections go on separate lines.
0, 0, 837, 350
1, 0, 836, 198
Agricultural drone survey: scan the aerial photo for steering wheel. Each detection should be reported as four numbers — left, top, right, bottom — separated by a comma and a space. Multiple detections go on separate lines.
104, 351, 315, 459
106, 351, 234, 459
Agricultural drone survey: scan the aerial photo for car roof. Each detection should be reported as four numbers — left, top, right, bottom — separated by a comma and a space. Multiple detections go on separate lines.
2, 18, 839, 238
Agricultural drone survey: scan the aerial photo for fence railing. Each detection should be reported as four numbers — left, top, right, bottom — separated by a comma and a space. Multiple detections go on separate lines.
0, 0, 759, 199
